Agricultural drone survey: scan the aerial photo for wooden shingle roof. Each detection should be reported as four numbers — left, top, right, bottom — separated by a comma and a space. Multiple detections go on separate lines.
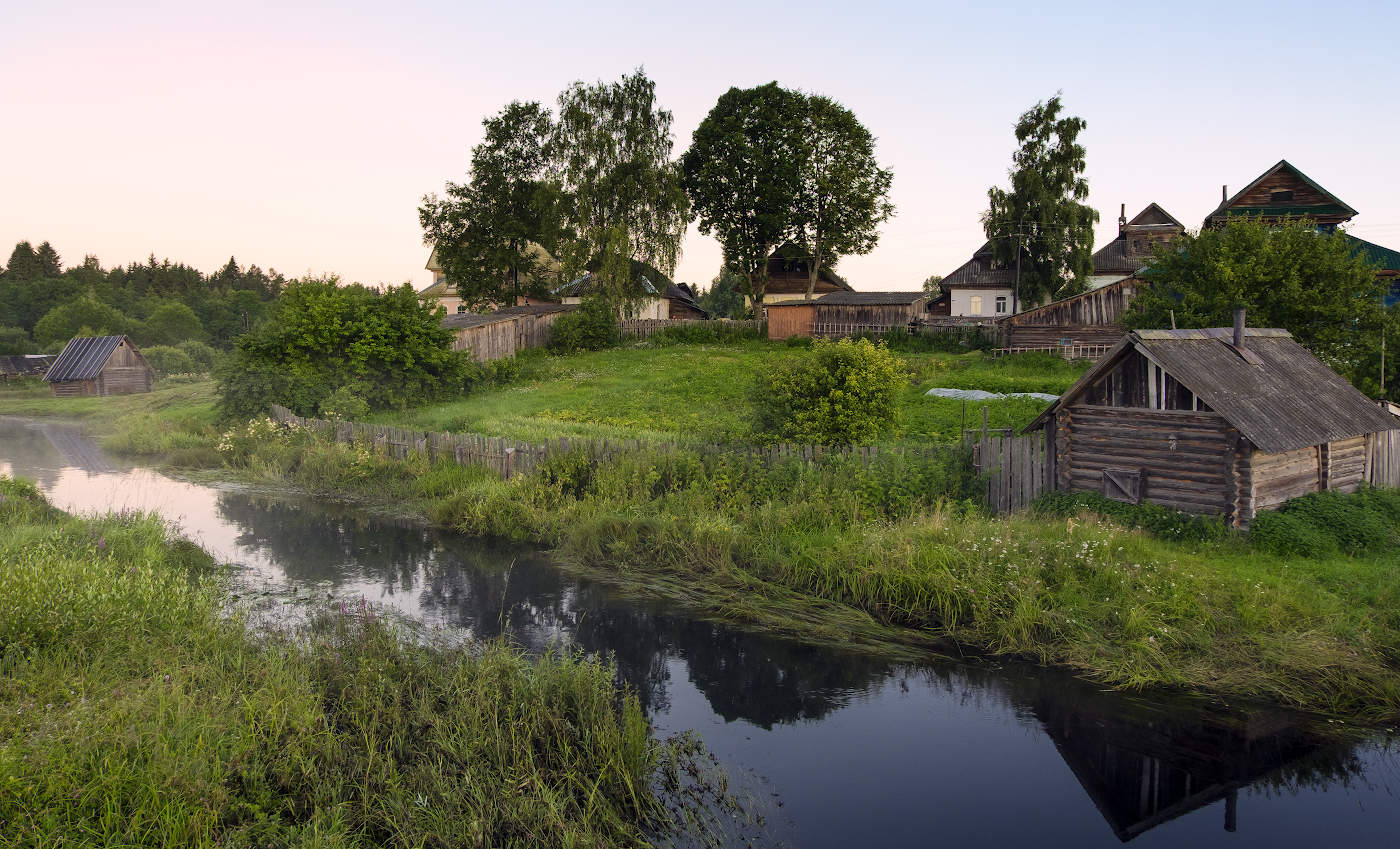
44, 336, 131, 382
1026, 328, 1396, 453
816, 291, 925, 305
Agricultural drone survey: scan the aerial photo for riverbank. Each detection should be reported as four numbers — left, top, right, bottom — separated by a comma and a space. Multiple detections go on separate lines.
5, 369, 1400, 720
0, 475, 717, 847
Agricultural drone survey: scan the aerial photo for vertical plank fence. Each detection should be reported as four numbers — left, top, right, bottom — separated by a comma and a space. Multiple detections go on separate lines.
967, 410, 1050, 514
1369, 429, 1400, 488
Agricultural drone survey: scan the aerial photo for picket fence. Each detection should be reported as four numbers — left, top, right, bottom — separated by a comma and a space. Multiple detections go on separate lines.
269, 404, 957, 480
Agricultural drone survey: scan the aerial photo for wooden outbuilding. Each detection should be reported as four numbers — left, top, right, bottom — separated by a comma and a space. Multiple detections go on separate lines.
442, 304, 576, 362
764, 291, 926, 340
0, 354, 57, 384
1024, 320, 1400, 526
998, 275, 1144, 356
44, 336, 154, 397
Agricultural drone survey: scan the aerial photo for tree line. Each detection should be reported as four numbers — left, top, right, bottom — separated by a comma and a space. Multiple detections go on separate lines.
0, 241, 284, 356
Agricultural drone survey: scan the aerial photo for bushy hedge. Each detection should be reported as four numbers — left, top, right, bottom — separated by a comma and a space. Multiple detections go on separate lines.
215, 279, 469, 421
751, 337, 906, 444
548, 296, 619, 353
141, 344, 197, 377
1250, 488, 1400, 558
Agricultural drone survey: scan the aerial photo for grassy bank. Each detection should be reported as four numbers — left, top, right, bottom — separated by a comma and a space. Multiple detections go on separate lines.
0, 476, 718, 847
213, 423, 1400, 720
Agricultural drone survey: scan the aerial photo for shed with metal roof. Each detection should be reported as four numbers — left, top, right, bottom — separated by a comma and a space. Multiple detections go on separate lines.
44, 336, 153, 397
1023, 320, 1399, 526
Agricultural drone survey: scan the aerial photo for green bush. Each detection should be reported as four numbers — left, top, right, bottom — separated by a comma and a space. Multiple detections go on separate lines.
215, 278, 469, 421
548, 296, 619, 353
1251, 488, 1400, 557
646, 320, 762, 346
752, 337, 906, 444
318, 384, 371, 421
0, 325, 31, 355
854, 326, 995, 353
1031, 490, 1230, 543
175, 339, 219, 372
141, 344, 197, 377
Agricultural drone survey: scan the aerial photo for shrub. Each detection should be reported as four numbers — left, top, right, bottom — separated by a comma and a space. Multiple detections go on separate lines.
1249, 509, 1338, 558
318, 384, 371, 421
647, 321, 762, 346
0, 325, 31, 355
1251, 488, 1400, 557
175, 339, 219, 372
548, 296, 619, 353
1031, 490, 1230, 543
141, 344, 196, 377
751, 337, 906, 444
853, 326, 995, 353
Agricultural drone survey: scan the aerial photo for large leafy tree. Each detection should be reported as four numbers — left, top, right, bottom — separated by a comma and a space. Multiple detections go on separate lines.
983, 94, 1097, 309
420, 101, 560, 310
697, 270, 749, 319
790, 95, 894, 299
681, 82, 805, 307
1124, 217, 1396, 394
553, 68, 689, 304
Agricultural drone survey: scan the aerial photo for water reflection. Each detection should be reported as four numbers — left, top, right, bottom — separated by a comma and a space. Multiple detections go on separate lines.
3, 415, 1398, 848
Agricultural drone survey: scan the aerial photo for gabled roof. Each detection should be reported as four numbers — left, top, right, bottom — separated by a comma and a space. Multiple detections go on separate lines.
554, 271, 662, 299
816, 290, 926, 306
942, 241, 1018, 289
664, 282, 709, 317
1126, 203, 1184, 229
1205, 160, 1358, 224
1093, 203, 1185, 276
1025, 328, 1396, 453
764, 244, 852, 291
44, 336, 133, 382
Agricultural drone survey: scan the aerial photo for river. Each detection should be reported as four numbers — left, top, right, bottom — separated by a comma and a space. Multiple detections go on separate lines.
2, 416, 1397, 848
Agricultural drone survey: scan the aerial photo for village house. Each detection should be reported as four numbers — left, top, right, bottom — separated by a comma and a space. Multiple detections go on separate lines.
764, 291, 926, 339
420, 243, 562, 315
1023, 317, 1400, 527
939, 241, 1019, 319
758, 247, 855, 305
44, 335, 154, 397
1204, 159, 1358, 230
999, 203, 1185, 353
554, 271, 708, 320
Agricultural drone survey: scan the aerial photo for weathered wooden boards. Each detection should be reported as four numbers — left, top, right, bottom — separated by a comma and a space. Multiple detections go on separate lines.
1368, 430, 1400, 488
268, 404, 949, 481
972, 429, 1049, 515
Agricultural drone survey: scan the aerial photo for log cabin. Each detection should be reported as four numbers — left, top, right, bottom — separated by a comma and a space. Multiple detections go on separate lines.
44, 336, 154, 397
1023, 318, 1399, 527
759, 245, 854, 305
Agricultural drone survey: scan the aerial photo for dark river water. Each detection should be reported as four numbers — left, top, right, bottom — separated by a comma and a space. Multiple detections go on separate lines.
3, 416, 1398, 848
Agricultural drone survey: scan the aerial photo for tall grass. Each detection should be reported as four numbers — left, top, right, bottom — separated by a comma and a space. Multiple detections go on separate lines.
0, 476, 718, 847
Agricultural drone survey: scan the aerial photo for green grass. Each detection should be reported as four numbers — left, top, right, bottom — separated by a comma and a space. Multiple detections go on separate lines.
368, 340, 1086, 444
0, 476, 719, 847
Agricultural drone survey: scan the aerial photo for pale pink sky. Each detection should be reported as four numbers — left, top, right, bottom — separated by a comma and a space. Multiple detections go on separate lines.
3, 0, 1398, 292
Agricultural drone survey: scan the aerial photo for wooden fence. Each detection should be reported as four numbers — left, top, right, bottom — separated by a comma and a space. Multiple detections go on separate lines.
270, 404, 957, 480
992, 344, 1113, 361
1370, 429, 1400, 488
970, 430, 1051, 514
619, 318, 764, 339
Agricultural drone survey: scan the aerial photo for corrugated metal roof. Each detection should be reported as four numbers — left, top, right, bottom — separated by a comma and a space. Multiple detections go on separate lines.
1025, 328, 1396, 453
816, 291, 925, 305
44, 336, 127, 382
1345, 234, 1400, 272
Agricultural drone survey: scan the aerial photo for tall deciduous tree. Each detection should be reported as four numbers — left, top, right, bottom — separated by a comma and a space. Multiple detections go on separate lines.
1124, 217, 1396, 395
420, 101, 560, 310
790, 95, 894, 299
553, 68, 689, 305
983, 94, 1097, 308
681, 82, 805, 307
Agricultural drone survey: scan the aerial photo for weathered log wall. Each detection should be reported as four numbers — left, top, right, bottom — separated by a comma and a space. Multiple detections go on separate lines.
1004, 324, 1125, 350
1056, 405, 1238, 516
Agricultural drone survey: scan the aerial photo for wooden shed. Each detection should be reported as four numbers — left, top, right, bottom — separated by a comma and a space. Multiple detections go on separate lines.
998, 275, 1143, 356
0, 354, 57, 384
765, 291, 926, 340
443, 304, 575, 362
1024, 322, 1400, 526
44, 336, 154, 397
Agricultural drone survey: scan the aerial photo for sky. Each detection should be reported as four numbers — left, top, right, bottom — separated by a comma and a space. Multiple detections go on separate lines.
3, 0, 1399, 293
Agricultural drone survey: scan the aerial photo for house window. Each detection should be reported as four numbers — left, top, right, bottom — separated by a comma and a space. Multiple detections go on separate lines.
970, 295, 983, 315
456, 305, 467, 314
995, 296, 1007, 314
1270, 189, 1294, 203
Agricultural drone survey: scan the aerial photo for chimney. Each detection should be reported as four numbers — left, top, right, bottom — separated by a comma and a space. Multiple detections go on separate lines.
1222, 185, 1228, 204
1118, 203, 1126, 234
1233, 308, 1246, 348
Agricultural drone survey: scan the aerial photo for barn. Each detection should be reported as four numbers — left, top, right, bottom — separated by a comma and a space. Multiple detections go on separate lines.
765, 291, 926, 340
44, 336, 154, 397
1023, 318, 1400, 526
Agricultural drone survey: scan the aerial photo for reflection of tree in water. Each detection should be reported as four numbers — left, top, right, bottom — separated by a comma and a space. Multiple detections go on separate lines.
217, 493, 441, 590
211, 490, 1382, 843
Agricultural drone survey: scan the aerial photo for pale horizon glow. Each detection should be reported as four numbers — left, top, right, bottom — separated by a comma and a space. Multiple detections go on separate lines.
3, 1, 1398, 294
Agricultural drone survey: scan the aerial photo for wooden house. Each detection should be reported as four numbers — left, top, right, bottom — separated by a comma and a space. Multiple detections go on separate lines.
765, 291, 926, 340
759, 246, 854, 304
1023, 319, 1399, 526
421, 243, 562, 314
44, 336, 154, 397
1204, 160, 1357, 230
940, 241, 1018, 317
1088, 203, 1184, 289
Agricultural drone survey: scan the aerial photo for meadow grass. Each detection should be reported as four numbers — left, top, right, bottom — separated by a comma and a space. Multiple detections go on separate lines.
0, 476, 718, 848
367, 340, 1081, 444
